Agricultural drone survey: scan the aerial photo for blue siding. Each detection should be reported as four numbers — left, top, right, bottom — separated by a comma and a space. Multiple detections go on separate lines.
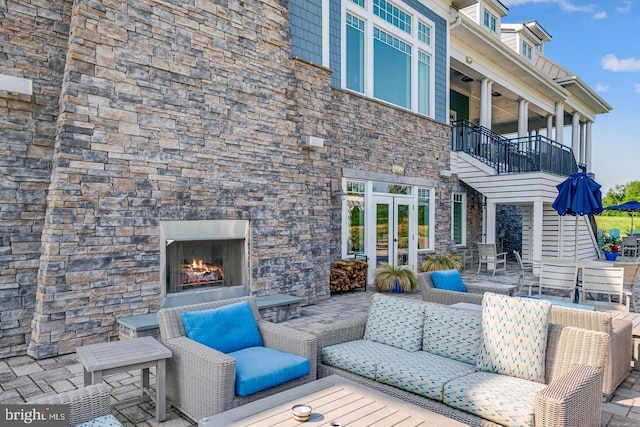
289, 0, 323, 64
328, 0, 448, 123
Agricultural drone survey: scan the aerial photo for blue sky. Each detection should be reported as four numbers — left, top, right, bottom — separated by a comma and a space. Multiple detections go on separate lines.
500, 0, 638, 194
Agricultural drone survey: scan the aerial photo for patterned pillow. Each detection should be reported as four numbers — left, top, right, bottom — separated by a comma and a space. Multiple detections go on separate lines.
476, 293, 552, 383
363, 294, 425, 352
75, 414, 124, 427
423, 305, 482, 364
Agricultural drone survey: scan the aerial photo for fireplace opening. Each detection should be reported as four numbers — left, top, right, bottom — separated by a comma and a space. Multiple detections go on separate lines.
166, 239, 244, 293
160, 220, 249, 306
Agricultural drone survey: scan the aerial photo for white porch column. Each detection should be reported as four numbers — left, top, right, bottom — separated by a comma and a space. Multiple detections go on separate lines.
485, 200, 497, 244
579, 122, 585, 164
480, 79, 492, 129
518, 99, 529, 138
571, 112, 580, 164
532, 199, 544, 275
546, 115, 553, 138
585, 121, 593, 173
555, 102, 564, 143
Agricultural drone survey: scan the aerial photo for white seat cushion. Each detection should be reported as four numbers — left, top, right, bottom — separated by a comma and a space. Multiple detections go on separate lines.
443, 372, 545, 427
321, 339, 408, 380
75, 414, 123, 427
376, 350, 476, 401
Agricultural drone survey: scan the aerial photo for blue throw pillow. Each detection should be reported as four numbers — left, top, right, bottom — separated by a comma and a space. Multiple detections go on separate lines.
181, 301, 263, 353
230, 346, 310, 396
431, 270, 467, 292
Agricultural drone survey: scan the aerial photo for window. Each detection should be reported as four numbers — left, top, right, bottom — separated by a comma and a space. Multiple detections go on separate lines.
343, 0, 435, 116
418, 188, 432, 250
346, 14, 365, 93
483, 10, 497, 33
521, 41, 532, 60
347, 181, 366, 255
452, 192, 466, 245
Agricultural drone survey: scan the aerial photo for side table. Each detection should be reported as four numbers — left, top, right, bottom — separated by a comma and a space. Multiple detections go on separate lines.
76, 336, 172, 422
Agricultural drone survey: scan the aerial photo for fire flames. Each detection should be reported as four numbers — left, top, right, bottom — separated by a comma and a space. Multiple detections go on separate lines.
182, 259, 224, 285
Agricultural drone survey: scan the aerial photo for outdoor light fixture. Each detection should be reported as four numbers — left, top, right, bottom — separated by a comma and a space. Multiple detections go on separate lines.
461, 75, 474, 82
0, 75, 32, 96
492, 91, 502, 97
330, 180, 347, 199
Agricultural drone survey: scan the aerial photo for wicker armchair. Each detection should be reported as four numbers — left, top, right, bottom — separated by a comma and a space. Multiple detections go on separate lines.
418, 271, 514, 305
550, 305, 632, 400
157, 296, 318, 422
29, 384, 116, 427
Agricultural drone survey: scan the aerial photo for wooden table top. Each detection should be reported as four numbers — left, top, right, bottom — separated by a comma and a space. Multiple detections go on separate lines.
76, 336, 171, 372
199, 375, 468, 427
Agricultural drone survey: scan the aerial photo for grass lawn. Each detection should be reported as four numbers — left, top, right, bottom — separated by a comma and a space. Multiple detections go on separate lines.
595, 215, 639, 235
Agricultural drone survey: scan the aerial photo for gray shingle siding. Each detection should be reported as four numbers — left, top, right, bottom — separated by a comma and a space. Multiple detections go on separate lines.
290, 0, 323, 64
292, 0, 448, 123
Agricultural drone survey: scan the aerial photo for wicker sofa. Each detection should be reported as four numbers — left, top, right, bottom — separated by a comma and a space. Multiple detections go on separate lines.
311, 293, 609, 427
419, 270, 515, 305
419, 270, 632, 400
30, 384, 120, 427
157, 296, 318, 422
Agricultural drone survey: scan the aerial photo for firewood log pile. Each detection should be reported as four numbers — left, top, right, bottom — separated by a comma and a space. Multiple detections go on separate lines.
330, 258, 368, 293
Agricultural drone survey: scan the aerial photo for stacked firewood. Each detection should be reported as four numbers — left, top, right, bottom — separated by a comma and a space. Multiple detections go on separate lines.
330, 258, 368, 293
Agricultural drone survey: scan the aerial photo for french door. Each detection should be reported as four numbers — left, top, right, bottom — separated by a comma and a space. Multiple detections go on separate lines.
371, 195, 415, 271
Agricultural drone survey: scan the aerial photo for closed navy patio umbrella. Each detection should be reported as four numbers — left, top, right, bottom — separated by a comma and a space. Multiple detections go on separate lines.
604, 200, 640, 231
552, 172, 604, 259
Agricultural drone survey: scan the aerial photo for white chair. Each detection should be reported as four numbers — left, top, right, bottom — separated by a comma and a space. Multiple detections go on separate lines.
538, 262, 579, 303
476, 243, 507, 275
513, 250, 535, 295
621, 236, 638, 257
580, 266, 630, 312
613, 260, 640, 312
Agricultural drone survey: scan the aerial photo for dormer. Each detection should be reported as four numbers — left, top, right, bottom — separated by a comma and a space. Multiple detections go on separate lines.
455, 0, 509, 39
501, 20, 551, 63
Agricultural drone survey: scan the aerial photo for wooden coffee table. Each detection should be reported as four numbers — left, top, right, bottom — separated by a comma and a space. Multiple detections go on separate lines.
198, 375, 468, 427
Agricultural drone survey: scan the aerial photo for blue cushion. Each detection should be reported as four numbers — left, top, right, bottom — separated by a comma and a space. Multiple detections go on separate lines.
431, 270, 467, 292
230, 346, 310, 396
181, 301, 263, 353
75, 414, 124, 427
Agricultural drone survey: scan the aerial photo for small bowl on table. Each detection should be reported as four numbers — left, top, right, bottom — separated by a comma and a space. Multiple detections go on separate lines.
291, 404, 312, 422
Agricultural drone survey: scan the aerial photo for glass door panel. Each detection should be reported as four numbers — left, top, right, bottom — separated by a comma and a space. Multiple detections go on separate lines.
396, 203, 409, 266
372, 196, 412, 268
375, 201, 391, 266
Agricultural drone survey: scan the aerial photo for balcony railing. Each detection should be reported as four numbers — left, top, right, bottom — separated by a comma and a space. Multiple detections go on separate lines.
451, 120, 578, 176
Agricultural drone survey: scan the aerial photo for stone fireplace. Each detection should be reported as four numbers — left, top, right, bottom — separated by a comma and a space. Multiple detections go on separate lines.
160, 220, 249, 307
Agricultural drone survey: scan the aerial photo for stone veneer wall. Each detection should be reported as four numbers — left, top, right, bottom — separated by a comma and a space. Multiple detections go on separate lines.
2, 0, 453, 359
0, 1, 72, 358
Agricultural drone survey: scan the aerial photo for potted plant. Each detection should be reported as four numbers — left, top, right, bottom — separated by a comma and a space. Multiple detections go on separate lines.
602, 234, 621, 261
419, 253, 462, 272
373, 263, 418, 293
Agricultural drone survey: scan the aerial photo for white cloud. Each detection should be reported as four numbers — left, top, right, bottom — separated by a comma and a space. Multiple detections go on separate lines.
616, 0, 632, 13
593, 11, 607, 19
596, 83, 609, 93
635, 83, 640, 94
602, 54, 640, 72
559, 0, 595, 13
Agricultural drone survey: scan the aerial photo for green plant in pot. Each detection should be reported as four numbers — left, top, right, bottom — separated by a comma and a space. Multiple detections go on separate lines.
419, 253, 462, 272
373, 263, 418, 293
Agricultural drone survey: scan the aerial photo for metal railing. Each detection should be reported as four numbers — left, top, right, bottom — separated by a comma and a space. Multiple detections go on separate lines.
451, 120, 578, 176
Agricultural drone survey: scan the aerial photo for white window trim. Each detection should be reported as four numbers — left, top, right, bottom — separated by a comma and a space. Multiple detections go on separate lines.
341, 0, 436, 117
452, 192, 467, 246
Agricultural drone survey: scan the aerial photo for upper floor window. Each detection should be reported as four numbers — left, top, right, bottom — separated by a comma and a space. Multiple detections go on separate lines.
344, 0, 435, 117
483, 10, 497, 33
521, 41, 532, 60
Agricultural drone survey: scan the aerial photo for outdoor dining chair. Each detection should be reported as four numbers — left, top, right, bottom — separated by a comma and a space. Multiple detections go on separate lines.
579, 266, 630, 312
621, 236, 639, 257
538, 262, 579, 303
476, 243, 507, 275
513, 250, 535, 294
613, 260, 640, 312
